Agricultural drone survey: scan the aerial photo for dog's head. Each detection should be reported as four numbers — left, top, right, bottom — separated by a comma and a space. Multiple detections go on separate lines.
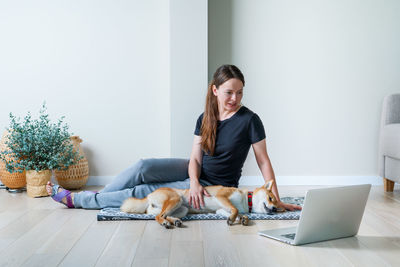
252, 180, 285, 214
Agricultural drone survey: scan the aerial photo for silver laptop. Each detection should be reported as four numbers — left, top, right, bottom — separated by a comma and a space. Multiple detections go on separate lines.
258, 184, 371, 246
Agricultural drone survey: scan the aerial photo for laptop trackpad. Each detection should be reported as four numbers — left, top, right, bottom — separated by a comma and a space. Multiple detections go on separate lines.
281, 233, 296, 239
259, 226, 297, 239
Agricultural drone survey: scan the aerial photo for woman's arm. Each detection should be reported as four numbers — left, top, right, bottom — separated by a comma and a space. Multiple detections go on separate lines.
188, 135, 202, 184
252, 139, 302, 211
188, 135, 210, 209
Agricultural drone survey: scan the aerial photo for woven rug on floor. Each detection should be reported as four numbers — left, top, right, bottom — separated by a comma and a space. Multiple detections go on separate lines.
97, 196, 304, 221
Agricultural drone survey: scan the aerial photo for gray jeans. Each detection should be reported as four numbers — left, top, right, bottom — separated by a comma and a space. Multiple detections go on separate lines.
73, 158, 212, 209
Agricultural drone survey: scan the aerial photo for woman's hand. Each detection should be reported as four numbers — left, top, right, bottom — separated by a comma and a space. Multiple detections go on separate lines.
189, 181, 211, 210
279, 201, 302, 211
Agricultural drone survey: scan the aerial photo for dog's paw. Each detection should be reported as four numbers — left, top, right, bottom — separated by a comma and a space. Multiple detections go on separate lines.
162, 221, 172, 229
226, 218, 234, 226
277, 207, 286, 212
174, 219, 182, 227
241, 215, 249, 226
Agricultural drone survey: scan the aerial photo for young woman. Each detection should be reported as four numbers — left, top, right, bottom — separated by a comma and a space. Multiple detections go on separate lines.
47, 65, 302, 212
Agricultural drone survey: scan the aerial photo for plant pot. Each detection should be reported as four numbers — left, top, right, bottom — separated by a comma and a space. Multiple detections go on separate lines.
54, 136, 89, 189
0, 130, 26, 189
0, 167, 26, 189
26, 170, 52, 198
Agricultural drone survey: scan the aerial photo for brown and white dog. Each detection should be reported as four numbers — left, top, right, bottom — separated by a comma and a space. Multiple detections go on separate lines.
120, 179, 285, 228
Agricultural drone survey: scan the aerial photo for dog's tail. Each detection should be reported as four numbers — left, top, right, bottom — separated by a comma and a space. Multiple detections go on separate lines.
120, 197, 149, 213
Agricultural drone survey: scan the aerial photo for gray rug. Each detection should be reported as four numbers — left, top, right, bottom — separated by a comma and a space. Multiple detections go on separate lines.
97, 196, 304, 221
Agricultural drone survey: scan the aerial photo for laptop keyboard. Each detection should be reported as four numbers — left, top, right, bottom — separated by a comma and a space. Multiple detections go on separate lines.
281, 233, 296, 239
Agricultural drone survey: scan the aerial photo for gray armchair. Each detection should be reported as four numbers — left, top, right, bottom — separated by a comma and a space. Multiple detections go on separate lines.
379, 94, 400, 191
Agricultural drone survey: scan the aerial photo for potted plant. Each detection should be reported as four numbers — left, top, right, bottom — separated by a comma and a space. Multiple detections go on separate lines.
0, 130, 27, 190
0, 103, 82, 197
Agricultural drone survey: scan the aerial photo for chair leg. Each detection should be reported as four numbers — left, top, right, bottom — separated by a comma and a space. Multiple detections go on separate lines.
383, 177, 395, 192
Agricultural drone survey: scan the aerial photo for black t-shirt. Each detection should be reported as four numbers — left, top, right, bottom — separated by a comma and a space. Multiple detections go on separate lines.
194, 106, 266, 187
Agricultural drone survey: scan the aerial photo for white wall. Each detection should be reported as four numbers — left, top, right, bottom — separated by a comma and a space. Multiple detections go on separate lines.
0, 0, 171, 176
1, 0, 399, 185
170, 0, 208, 158
209, 0, 400, 182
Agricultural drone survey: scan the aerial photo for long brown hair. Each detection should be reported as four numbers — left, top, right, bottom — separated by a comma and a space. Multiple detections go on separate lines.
201, 65, 245, 156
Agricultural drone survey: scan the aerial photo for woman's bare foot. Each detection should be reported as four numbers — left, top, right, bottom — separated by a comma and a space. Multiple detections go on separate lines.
46, 181, 74, 206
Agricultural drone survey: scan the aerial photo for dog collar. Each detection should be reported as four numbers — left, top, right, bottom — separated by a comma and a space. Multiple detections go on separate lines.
248, 191, 253, 213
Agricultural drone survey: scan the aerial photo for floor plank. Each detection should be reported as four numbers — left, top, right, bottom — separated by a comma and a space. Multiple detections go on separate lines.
200, 220, 243, 267
21, 209, 96, 267
0, 209, 72, 266
0, 209, 53, 255
169, 241, 204, 267
95, 220, 146, 267
131, 221, 172, 267
58, 216, 119, 266
0, 185, 399, 267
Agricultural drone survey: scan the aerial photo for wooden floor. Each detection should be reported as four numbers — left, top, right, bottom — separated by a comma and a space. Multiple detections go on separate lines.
0, 185, 400, 267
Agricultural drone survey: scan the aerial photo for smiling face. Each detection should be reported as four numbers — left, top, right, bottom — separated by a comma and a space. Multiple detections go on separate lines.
212, 78, 244, 113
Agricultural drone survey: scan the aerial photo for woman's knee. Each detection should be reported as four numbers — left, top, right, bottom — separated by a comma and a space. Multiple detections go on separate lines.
137, 158, 187, 174
134, 158, 145, 171
135, 158, 152, 174
133, 158, 190, 184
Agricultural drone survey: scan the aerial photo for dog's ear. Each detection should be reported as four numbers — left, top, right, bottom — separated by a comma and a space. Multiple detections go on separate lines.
264, 180, 275, 191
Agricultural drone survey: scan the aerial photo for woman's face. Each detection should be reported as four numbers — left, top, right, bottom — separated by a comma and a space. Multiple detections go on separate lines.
213, 78, 244, 112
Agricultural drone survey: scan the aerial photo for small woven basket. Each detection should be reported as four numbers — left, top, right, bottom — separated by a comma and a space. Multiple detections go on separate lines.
55, 136, 89, 189
0, 130, 26, 189
26, 170, 52, 197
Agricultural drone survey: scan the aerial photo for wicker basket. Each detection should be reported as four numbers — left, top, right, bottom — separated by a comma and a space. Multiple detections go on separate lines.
0, 130, 26, 189
54, 136, 89, 189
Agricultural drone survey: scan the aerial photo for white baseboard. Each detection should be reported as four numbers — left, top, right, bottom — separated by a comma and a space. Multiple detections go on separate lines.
86, 176, 115, 186
86, 175, 383, 186
238, 176, 382, 186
